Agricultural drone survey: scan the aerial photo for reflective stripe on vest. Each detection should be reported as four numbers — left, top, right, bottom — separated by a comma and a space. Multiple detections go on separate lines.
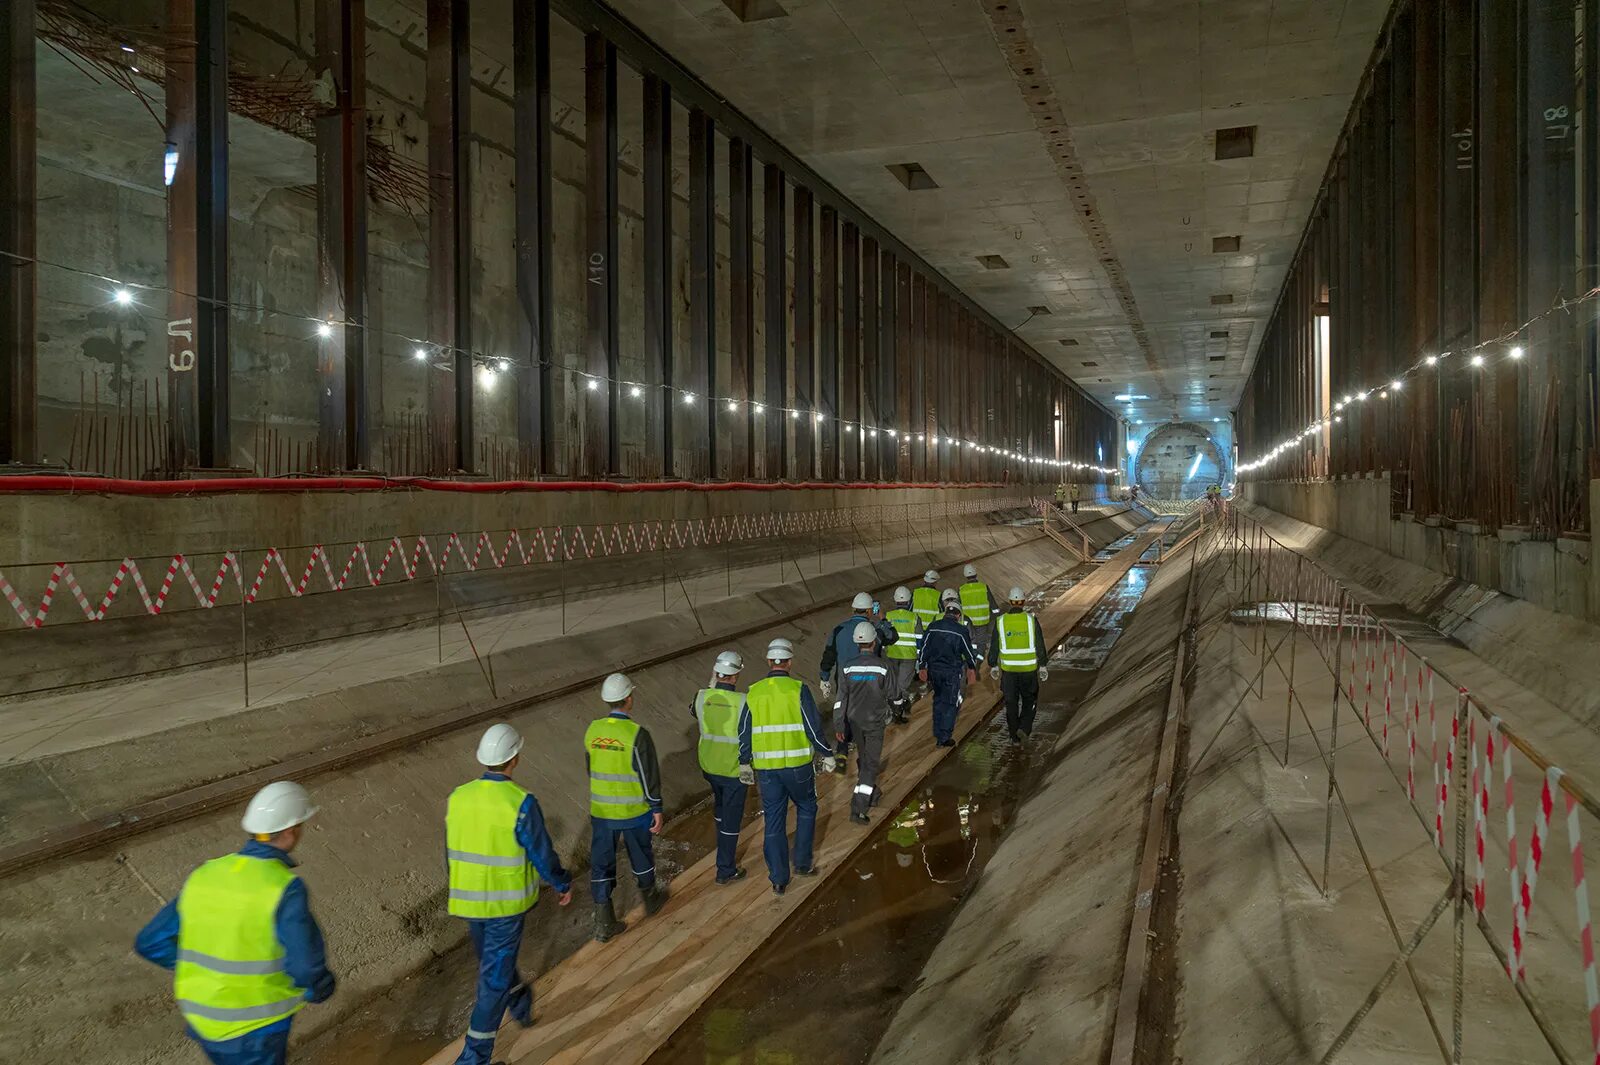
174, 854, 304, 1043
585, 717, 650, 820
998, 611, 1038, 672
746, 675, 812, 769
885, 609, 919, 660
446, 778, 539, 919
912, 586, 941, 625
958, 582, 992, 626
694, 687, 744, 777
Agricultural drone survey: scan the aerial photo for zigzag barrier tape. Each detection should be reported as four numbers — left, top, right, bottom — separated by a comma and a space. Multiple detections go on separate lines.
0, 496, 1022, 628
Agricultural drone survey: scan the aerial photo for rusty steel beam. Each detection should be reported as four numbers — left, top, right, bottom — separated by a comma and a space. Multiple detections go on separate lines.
584, 31, 619, 476
514, 0, 555, 476
819, 204, 839, 481
0, 0, 35, 467
792, 183, 814, 479
729, 138, 754, 479
1478, 0, 1518, 527
840, 219, 859, 480
315, 0, 369, 472
763, 161, 787, 479
644, 73, 673, 479
427, 0, 471, 473
861, 236, 880, 481
895, 261, 912, 478
689, 109, 716, 480
879, 247, 897, 479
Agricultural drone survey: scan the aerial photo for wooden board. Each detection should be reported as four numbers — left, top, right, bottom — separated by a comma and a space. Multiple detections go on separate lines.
420, 522, 1170, 1065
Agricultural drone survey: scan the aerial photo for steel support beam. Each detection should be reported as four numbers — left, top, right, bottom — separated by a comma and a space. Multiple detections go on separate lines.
0, 0, 35, 466
878, 247, 896, 479
514, 0, 555, 476
644, 74, 673, 479
792, 184, 814, 479
315, 0, 369, 472
763, 162, 787, 479
584, 32, 619, 476
819, 205, 839, 481
729, 138, 754, 479
689, 109, 716, 480
1439, 0, 1477, 517
427, 0, 471, 473
1478, 0, 1519, 527
860, 235, 879, 481
896, 262, 913, 477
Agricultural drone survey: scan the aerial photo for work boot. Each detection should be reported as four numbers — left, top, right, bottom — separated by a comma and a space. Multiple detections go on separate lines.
850, 812, 870, 825
592, 900, 625, 943
716, 867, 747, 885
794, 864, 819, 877
642, 882, 669, 916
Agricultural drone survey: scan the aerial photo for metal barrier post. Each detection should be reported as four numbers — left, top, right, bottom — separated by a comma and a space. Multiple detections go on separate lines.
436, 558, 445, 661
238, 550, 250, 707
1450, 687, 1470, 1062
1321, 591, 1347, 897
1283, 555, 1302, 763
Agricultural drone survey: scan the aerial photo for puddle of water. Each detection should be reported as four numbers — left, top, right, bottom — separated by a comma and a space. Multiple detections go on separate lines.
1229, 601, 1351, 627
645, 567, 1152, 1065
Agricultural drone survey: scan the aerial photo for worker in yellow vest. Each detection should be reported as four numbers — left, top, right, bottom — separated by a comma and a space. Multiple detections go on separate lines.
444, 724, 574, 1064
957, 563, 996, 660
737, 637, 837, 895
586, 672, 667, 942
692, 650, 750, 885
134, 781, 336, 1065
986, 586, 1050, 743
912, 569, 942, 627
883, 585, 921, 723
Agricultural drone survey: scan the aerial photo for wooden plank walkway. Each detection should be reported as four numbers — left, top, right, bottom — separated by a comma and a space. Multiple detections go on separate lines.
421, 521, 1169, 1065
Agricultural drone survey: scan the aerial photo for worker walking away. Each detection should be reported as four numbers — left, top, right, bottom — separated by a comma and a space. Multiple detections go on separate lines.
819, 591, 898, 767
883, 586, 921, 724
957, 564, 996, 661
134, 782, 335, 1065
445, 724, 574, 1064
1054, 480, 1068, 508
987, 587, 1050, 743
1069, 482, 1082, 514
917, 595, 981, 747
912, 569, 942, 628
586, 672, 667, 942
737, 638, 837, 896
837, 621, 901, 825
692, 651, 750, 885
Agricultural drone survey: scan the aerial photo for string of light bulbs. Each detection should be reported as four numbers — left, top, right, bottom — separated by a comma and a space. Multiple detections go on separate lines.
6, 249, 1121, 477
1236, 285, 1600, 476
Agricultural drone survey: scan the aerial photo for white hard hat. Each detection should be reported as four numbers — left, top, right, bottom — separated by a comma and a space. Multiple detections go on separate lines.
1007, 586, 1026, 602
714, 650, 744, 676
962, 564, 978, 579
923, 569, 939, 583
601, 672, 635, 702
476, 723, 524, 766
767, 637, 794, 661
893, 586, 912, 605
852, 621, 877, 644
241, 781, 318, 835
940, 588, 959, 603
851, 591, 874, 610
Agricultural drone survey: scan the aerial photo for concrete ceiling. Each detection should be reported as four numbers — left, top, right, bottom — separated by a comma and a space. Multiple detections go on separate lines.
604, 0, 1390, 426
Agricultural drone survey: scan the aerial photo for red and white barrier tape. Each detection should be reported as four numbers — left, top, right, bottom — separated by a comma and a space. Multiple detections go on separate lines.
1514, 765, 1563, 982
1562, 789, 1600, 1061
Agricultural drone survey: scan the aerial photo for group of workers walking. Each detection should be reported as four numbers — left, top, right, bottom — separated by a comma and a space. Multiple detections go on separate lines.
1054, 480, 1083, 513
133, 564, 1052, 1065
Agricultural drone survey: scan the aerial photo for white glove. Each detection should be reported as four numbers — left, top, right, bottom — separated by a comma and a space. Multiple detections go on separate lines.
819, 680, 833, 699
737, 764, 755, 785
820, 755, 838, 774
989, 666, 1000, 681
1039, 667, 1050, 683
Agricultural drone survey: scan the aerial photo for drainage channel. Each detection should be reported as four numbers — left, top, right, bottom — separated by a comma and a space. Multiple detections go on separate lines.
645, 564, 1154, 1065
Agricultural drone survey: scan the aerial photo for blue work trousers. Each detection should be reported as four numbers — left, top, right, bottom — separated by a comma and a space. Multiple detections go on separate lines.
192, 1024, 291, 1065
589, 819, 657, 904
755, 764, 818, 887
704, 772, 749, 878
454, 912, 532, 1065
928, 667, 964, 744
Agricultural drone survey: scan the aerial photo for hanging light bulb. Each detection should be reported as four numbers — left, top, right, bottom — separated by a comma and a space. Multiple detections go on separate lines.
630, 385, 642, 398
1509, 346, 1525, 360
586, 378, 599, 391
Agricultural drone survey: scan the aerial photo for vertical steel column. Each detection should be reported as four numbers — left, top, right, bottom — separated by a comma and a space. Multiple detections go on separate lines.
841, 220, 859, 480
514, 0, 554, 476
819, 204, 839, 481
1478, 0, 1519, 527
763, 162, 787, 478
896, 263, 913, 478
427, 0, 471, 473
584, 32, 619, 476
166, 0, 231, 470
729, 138, 754, 479
1413, 0, 1442, 516
1585, 0, 1600, 486
689, 109, 716, 479
644, 74, 673, 479
0, 0, 35, 466
315, 0, 369, 471
792, 184, 814, 479
862, 237, 881, 481
1439, 0, 1477, 517
880, 248, 898, 479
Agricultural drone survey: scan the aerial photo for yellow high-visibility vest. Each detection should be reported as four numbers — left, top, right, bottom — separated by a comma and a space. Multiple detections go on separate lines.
446, 777, 539, 919
912, 585, 941, 625
997, 611, 1039, 672
958, 582, 992, 626
885, 608, 919, 660
585, 716, 650, 820
746, 675, 812, 769
694, 688, 743, 777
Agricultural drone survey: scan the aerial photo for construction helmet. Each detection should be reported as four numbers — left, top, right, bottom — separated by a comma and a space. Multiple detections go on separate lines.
241, 781, 318, 835
923, 569, 939, 584
852, 621, 877, 644
714, 650, 744, 676
962, 563, 978, 579
1007, 586, 1026, 603
767, 637, 795, 661
893, 586, 912, 605
476, 723, 524, 766
940, 588, 960, 604
601, 672, 635, 702
851, 591, 874, 611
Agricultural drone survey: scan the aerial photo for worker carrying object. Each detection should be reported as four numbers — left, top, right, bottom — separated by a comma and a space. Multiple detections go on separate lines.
837, 620, 902, 825
691, 650, 751, 886
917, 594, 981, 747
444, 724, 574, 1065
738, 637, 837, 896
1069, 482, 1082, 513
585, 672, 668, 943
819, 591, 899, 765
882, 586, 921, 723
912, 569, 942, 627
957, 563, 996, 661
135, 781, 336, 1065
987, 587, 1050, 743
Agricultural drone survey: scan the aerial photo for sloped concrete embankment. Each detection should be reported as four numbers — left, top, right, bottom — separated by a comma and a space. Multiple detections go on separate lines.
0, 530, 1093, 1064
